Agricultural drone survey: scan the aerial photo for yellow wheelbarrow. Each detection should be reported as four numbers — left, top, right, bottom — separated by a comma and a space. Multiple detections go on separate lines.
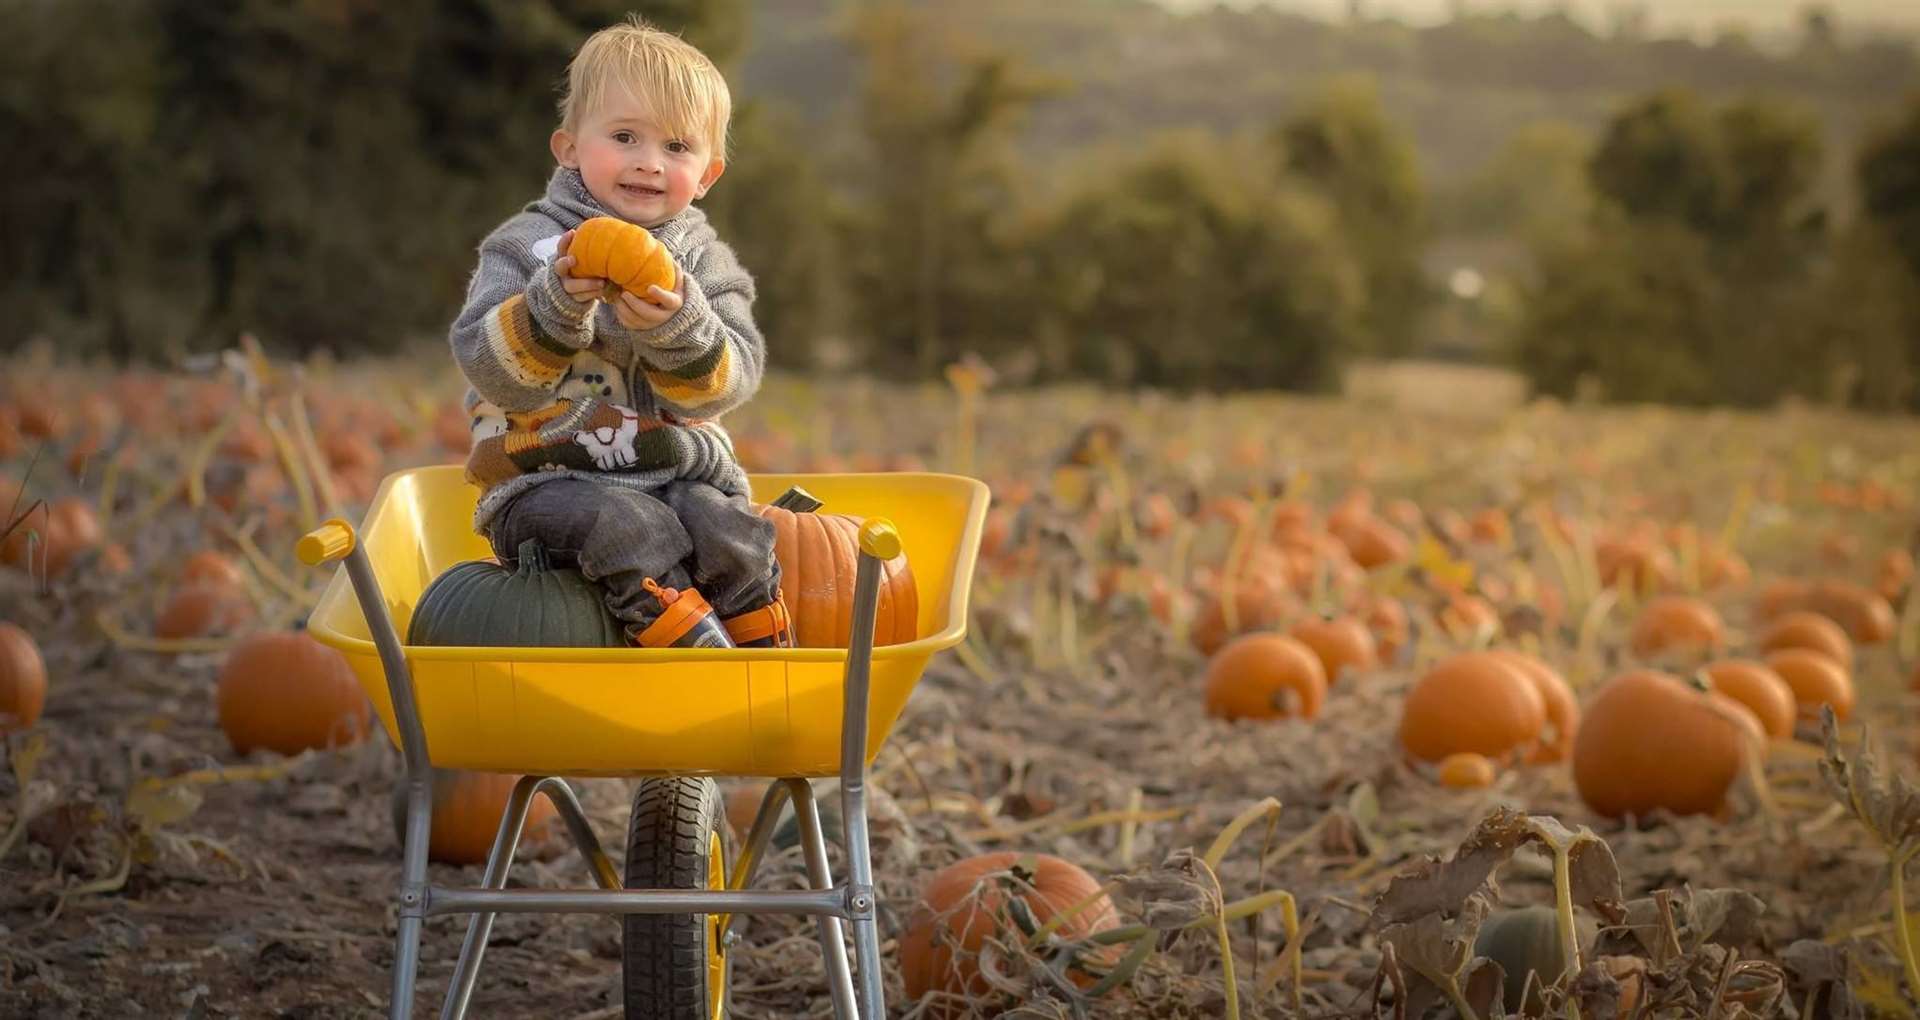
297, 465, 990, 1020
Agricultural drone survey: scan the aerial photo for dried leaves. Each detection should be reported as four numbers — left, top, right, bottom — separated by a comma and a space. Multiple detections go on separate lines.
1819, 705, 1920, 860
1369, 807, 1624, 932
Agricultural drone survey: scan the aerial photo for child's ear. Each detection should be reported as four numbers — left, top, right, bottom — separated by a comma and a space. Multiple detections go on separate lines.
550, 129, 579, 168
695, 159, 726, 199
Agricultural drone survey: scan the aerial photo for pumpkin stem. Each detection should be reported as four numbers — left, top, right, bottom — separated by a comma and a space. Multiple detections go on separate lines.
516, 538, 550, 574
770, 486, 823, 512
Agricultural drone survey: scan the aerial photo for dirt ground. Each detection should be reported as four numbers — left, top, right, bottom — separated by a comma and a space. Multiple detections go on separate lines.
5, 365, 1920, 1017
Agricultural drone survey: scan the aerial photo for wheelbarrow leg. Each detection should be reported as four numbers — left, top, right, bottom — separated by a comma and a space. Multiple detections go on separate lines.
838, 529, 893, 1019
441, 777, 619, 1020
722, 779, 795, 946
392, 770, 434, 1020
313, 538, 437, 1020
787, 778, 858, 1020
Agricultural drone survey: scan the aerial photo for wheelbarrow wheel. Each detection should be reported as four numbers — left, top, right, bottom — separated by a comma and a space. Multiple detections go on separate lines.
623, 777, 730, 1020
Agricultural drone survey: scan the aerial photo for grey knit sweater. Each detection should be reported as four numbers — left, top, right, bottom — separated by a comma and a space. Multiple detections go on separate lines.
449, 168, 762, 530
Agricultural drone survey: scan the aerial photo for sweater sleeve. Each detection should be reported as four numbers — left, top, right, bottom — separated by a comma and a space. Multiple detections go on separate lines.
449, 227, 598, 413
599, 236, 765, 421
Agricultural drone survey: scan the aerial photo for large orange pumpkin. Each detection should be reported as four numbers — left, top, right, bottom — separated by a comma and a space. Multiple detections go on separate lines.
900, 852, 1118, 1012
1700, 659, 1796, 739
1572, 670, 1762, 819
1204, 633, 1327, 721
1399, 651, 1545, 764
1628, 595, 1724, 659
391, 768, 558, 866
216, 630, 373, 755
754, 504, 918, 647
0, 622, 46, 732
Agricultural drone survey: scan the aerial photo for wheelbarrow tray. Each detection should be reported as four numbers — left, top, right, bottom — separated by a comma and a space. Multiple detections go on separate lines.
305, 465, 989, 778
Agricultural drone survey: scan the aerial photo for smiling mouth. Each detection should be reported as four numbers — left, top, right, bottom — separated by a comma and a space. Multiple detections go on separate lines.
620, 183, 665, 198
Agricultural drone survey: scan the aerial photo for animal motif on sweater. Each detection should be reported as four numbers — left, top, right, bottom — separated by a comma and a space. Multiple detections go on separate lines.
573, 405, 643, 471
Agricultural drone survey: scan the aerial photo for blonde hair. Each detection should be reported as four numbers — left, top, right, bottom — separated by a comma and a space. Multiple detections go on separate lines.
559, 17, 731, 159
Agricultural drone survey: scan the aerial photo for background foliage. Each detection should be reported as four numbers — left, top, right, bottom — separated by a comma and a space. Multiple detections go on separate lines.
4, 0, 1920, 407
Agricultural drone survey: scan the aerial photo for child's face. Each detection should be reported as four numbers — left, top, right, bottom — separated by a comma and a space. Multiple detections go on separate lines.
551, 95, 725, 228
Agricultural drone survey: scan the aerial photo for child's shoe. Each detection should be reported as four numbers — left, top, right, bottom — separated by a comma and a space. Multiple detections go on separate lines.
629, 578, 737, 649
721, 595, 794, 649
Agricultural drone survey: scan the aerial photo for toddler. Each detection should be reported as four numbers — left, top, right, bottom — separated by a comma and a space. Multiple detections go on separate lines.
448, 17, 788, 649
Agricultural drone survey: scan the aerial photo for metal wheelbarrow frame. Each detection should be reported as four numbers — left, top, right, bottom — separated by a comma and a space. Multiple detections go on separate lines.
297, 467, 990, 1020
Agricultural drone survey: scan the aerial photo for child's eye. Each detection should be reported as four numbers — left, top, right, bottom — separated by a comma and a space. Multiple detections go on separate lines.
666, 140, 690, 154
613, 131, 635, 144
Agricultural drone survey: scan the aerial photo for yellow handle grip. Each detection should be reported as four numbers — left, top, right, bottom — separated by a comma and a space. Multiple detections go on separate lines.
858, 518, 902, 561
297, 519, 357, 566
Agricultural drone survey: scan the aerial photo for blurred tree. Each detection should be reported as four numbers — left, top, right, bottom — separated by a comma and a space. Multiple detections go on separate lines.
1586, 89, 1728, 237
1025, 139, 1364, 391
1274, 76, 1430, 357
1512, 221, 1721, 405
1850, 93, 1920, 410
0, 0, 741, 360
1446, 119, 1593, 245
1515, 88, 1834, 406
844, 1, 1062, 376
1859, 93, 1920, 280
701, 101, 843, 371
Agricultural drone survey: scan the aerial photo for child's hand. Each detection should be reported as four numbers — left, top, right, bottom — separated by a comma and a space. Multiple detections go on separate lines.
550, 229, 606, 304
610, 281, 683, 330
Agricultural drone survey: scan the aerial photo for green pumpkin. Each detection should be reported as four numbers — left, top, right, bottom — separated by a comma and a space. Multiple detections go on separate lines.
1472, 906, 1595, 1016
408, 538, 626, 648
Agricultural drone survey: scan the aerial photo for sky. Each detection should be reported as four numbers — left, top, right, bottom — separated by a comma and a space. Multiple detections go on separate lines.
1155, 1, 1920, 40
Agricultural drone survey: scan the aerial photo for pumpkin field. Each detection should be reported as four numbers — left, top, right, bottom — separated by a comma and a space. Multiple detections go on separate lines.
5, 347, 1920, 1018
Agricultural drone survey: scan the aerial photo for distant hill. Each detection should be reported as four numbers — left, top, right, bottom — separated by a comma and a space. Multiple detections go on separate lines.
737, 0, 1918, 187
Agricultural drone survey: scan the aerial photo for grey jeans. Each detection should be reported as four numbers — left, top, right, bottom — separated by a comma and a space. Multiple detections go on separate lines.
484, 478, 781, 630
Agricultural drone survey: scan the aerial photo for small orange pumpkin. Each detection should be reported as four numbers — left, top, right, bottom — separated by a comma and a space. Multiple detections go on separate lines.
754, 503, 918, 647
181, 550, 248, 592
3, 499, 102, 578
216, 630, 373, 755
1628, 595, 1724, 659
1437, 752, 1496, 789
1804, 580, 1896, 645
1399, 651, 1545, 764
1204, 633, 1328, 721
1288, 615, 1378, 684
1876, 548, 1913, 601
1757, 611, 1853, 671
1488, 650, 1579, 763
1337, 517, 1410, 570
0, 622, 46, 732
1764, 648, 1853, 723
1595, 536, 1674, 594
900, 852, 1118, 1012
155, 582, 256, 640
568, 216, 678, 297
1700, 659, 1796, 739
392, 769, 559, 866
1188, 582, 1296, 656
1573, 670, 1761, 819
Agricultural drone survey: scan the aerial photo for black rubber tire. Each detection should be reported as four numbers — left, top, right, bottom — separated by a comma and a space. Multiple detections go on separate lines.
622, 777, 729, 1020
